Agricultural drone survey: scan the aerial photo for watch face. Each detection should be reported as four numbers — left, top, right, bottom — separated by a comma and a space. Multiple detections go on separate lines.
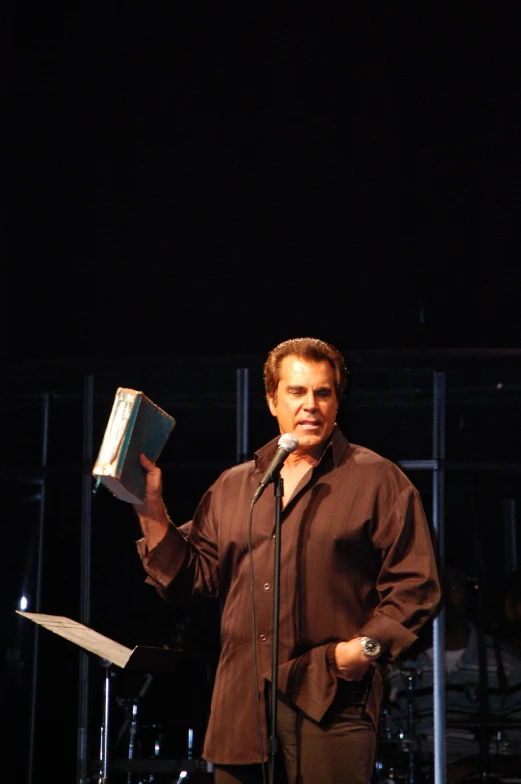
360, 636, 381, 657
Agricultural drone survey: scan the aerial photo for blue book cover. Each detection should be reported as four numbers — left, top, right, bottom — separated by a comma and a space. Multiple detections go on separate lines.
92, 388, 176, 504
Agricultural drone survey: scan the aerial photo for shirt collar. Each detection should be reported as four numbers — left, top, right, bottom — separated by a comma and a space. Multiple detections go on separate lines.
254, 424, 349, 473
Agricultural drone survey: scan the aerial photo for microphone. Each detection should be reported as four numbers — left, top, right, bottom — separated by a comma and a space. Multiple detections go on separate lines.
251, 433, 299, 505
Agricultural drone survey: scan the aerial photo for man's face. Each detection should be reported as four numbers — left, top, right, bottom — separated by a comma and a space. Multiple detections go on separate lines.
444, 567, 471, 623
268, 356, 339, 453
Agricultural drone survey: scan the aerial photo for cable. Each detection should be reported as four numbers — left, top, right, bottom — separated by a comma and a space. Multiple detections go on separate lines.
248, 501, 267, 784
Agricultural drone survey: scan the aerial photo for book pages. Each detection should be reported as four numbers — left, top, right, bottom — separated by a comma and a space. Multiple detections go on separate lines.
95, 388, 137, 474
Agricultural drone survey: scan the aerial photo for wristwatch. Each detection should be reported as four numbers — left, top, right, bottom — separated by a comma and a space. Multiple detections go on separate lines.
358, 636, 382, 659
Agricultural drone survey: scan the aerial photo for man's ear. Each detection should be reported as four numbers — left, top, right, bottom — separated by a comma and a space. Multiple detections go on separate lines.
267, 395, 277, 417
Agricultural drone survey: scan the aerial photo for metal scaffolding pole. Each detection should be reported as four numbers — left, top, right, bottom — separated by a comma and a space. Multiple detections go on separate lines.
398, 371, 447, 783
77, 375, 95, 783
27, 392, 51, 784
431, 371, 446, 784
236, 368, 249, 463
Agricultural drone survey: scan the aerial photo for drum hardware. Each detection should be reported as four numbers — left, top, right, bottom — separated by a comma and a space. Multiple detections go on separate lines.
112, 676, 212, 783
113, 673, 156, 782
375, 665, 425, 784
446, 716, 521, 764
109, 758, 213, 774
400, 667, 423, 784
446, 716, 521, 730
374, 758, 409, 783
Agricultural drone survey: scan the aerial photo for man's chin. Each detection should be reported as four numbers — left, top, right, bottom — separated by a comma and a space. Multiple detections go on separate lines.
298, 432, 327, 451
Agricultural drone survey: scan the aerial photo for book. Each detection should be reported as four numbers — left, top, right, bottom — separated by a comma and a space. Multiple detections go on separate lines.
92, 387, 176, 504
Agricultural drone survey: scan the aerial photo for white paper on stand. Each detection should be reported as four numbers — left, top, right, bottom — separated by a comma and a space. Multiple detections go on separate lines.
16, 611, 183, 672
17, 611, 133, 667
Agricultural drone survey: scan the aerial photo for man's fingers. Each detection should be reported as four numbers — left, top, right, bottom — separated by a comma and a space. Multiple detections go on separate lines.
140, 453, 157, 470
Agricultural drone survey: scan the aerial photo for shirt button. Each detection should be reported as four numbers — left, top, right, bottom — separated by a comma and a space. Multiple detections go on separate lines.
260, 634, 267, 642
263, 582, 270, 591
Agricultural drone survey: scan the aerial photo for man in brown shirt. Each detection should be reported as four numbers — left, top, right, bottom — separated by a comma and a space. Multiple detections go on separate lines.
134, 337, 441, 783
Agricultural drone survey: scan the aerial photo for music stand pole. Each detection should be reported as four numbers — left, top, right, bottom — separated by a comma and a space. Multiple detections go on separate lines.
100, 659, 112, 784
268, 473, 284, 784
15, 612, 183, 783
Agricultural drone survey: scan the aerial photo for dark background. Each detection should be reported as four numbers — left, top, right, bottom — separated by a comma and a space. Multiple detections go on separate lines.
4, 4, 521, 782
4, 3, 521, 361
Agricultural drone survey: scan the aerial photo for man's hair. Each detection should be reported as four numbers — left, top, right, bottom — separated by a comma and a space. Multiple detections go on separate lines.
263, 337, 349, 404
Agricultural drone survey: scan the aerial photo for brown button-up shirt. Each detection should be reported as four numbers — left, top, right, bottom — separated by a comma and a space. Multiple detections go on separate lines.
137, 426, 440, 764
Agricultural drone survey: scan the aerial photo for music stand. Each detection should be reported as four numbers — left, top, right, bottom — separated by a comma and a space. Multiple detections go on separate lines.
17, 610, 183, 783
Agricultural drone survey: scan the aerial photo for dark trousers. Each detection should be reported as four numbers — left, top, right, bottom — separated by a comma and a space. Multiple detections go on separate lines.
214, 682, 377, 784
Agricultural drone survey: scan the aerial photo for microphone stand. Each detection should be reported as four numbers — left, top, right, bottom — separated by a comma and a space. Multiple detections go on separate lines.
268, 471, 284, 784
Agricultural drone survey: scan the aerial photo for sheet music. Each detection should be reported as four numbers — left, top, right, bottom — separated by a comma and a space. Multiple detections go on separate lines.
16, 611, 133, 668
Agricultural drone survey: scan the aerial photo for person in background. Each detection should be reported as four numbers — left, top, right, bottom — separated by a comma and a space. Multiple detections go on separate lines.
131, 336, 441, 784
498, 567, 521, 658
385, 563, 521, 783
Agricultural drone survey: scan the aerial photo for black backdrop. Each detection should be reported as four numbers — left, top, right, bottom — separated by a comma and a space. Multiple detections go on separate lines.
5, 4, 521, 782
5, 4, 521, 363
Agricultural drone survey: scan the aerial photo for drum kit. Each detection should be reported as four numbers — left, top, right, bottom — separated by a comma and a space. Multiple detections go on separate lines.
102, 659, 521, 784
95, 664, 215, 784
374, 666, 424, 784
373, 665, 521, 784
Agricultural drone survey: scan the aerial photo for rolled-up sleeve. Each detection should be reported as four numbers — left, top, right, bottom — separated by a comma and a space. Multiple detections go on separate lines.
358, 485, 441, 660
